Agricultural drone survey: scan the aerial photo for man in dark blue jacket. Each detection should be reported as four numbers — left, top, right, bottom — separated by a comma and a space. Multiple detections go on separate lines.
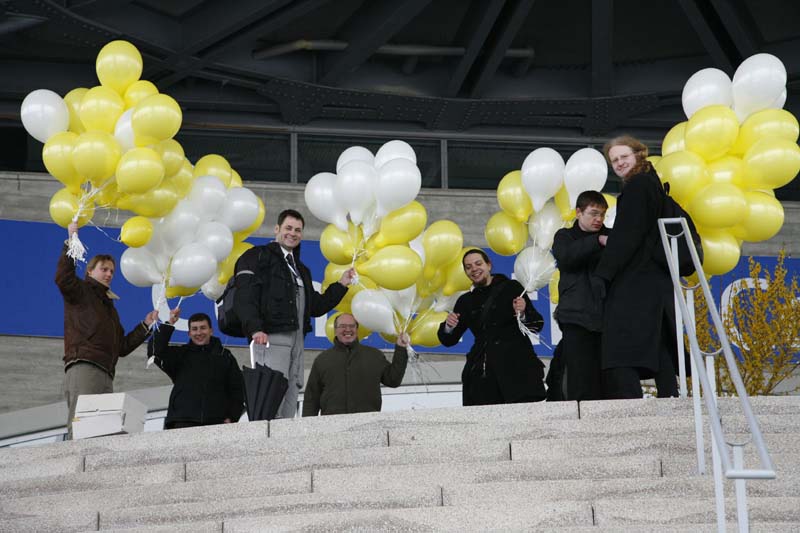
148, 311, 244, 429
552, 190, 610, 401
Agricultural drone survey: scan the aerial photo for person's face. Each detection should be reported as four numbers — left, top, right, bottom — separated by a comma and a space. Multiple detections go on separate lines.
576, 204, 607, 232
274, 216, 303, 249
608, 145, 637, 179
88, 261, 114, 287
463, 252, 492, 287
334, 314, 358, 345
189, 320, 212, 345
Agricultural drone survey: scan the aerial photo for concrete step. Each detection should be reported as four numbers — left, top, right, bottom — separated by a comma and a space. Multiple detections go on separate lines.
0, 454, 82, 483
0, 508, 97, 533
90, 522, 221, 533
0, 471, 309, 519
98, 486, 442, 530
593, 496, 800, 526
663, 452, 800, 477
185, 439, 510, 481
311, 456, 661, 493
0, 462, 184, 499
83, 427, 386, 471
578, 396, 800, 420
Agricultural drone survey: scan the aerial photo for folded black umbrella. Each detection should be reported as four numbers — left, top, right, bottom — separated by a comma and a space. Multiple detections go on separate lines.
242, 343, 289, 421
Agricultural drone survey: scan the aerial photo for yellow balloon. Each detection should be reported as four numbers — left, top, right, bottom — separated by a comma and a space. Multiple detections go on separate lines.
123, 80, 158, 109
132, 94, 182, 145
422, 220, 463, 279
117, 181, 178, 217
72, 131, 122, 186
325, 312, 371, 343
49, 188, 94, 228
165, 285, 198, 298
116, 147, 165, 194
441, 248, 473, 296
233, 196, 265, 241
485, 211, 527, 256
732, 109, 799, 156
417, 268, 445, 298
373, 201, 427, 249
120, 216, 153, 248
699, 229, 741, 276
167, 158, 194, 198
409, 311, 449, 347
332, 275, 377, 314
80, 86, 125, 133
380, 332, 398, 344
154, 139, 184, 177
655, 151, 709, 204
94, 181, 119, 208
193, 154, 232, 187
96, 40, 143, 95
706, 156, 746, 187
730, 191, 784, 242
554, 185, 574, 221
743, 137, 800, 190
63, 88, 88, 133
320, 223, 362, 265
684, 105, 739, 161
662, 121, 687, 156
646, 155, 662, 167
229, 169, 243, 188
356, 245, 423, 290
217, 241, 254, 285
497, 170, 533, 223
42, 131, 82, 193
688, 183, 747, 229
548, 269, 560, 304
323, 262, 351, 288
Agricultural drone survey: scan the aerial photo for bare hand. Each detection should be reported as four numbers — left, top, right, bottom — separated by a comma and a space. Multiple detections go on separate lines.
169, 307, 181, 325
339, 268, 356, 286
143, 310, 159, 326
223, 418, 232, 424
252, 331, 269, 345
396, 332, 410, 347
598, 235, 608, 246
68, 222, 78, 238
445, 312, 460, 328
512, 297, 526, 315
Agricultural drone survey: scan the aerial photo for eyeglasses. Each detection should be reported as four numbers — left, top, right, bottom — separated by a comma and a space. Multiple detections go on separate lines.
335, 324, 358, 330
581, 210, 606, 220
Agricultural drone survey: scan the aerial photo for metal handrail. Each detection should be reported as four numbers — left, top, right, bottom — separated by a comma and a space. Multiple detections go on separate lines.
658, 217, 776, 533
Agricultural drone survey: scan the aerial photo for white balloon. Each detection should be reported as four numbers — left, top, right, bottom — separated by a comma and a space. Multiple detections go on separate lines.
409, 235, 425, 264
351, 289, 397, 334
770, 88, 787, 110
142, 218, 170, 272
187, 175, 227, 221
376, 157, 421, 216
528, 201, 565, 250
218, 186, 259, 232
335, 160, 377, 225
201, 276, 226, 301
336, 146, 374, 172
304, 172, 348, 231
170, 243, 217, 288
604, 205, 617, 229
681, 68, 733, 119
433, 291, 465, 313
381, 285, 418, 323
732, 53, 787, 121
564, 148, 608, 209
152, 284, 188, 330
514, 246, 556, 293
121, 247, 162, 287
113, 109, 135, 152
374, 140, 417, 169
196, 221, 234, 262
20, 89, 69, 143
161, 200, 200, 253
521, 147, 565, 212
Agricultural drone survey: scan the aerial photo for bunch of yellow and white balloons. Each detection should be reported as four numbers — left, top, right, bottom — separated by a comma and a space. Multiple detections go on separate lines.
656, 53, 798, 275
20, 40, 265, 304
306, 142, 472, 348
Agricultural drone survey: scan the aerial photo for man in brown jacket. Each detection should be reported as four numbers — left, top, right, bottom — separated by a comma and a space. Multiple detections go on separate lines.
56, 223, 158, 438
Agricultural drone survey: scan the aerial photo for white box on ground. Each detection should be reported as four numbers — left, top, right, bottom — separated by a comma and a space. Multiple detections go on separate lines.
72, 393, 147, 439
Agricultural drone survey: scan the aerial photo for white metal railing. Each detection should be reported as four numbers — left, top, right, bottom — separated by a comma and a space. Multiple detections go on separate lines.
658, 217, 776, 533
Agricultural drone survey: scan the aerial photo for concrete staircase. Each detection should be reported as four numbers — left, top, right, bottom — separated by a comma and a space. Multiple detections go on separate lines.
1, 396, 799, 532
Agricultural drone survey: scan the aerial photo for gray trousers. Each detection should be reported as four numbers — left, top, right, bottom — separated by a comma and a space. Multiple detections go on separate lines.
63, 361, 113, 439
252, 287, 305, 419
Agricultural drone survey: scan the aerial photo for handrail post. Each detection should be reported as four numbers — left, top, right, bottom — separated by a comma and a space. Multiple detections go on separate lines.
686, 287, 706, 475
671, 236, 688, 397
733, 444, 750, 533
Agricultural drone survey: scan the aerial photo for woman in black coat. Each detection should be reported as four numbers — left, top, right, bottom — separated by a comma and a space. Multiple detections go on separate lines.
437, 249, 546, 406
594, 135, 679, 399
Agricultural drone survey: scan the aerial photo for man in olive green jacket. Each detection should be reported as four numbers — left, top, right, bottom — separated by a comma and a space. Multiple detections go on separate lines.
302, 313, 409, 416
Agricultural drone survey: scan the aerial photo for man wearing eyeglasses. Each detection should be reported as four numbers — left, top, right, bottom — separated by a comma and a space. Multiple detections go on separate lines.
302, 313, 409, 416
551, 190, 610, 401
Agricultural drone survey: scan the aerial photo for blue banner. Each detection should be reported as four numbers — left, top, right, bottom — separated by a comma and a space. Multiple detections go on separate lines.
2, 219, 797, 357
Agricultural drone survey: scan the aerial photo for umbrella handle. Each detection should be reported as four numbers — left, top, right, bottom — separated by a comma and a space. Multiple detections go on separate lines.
249, 340, 256, 369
